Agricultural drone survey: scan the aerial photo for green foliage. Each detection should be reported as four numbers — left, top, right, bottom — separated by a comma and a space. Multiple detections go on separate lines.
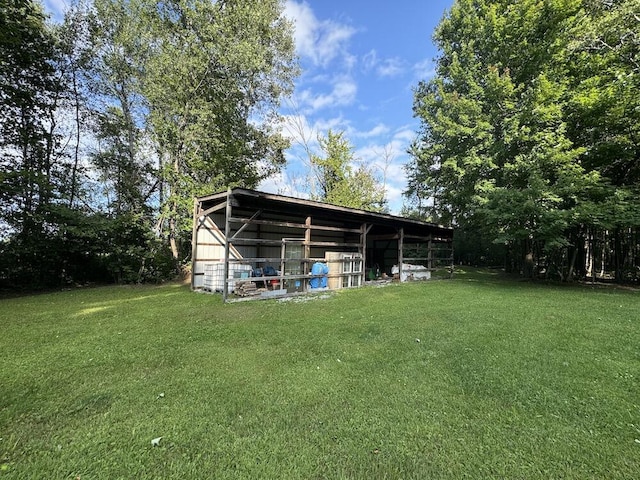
1, 276, 640, 477
140, 0, 297, 250
0, 0, 61, 232
0, 206, 175, 289
453, 222, 506, 266
408, 0, 640, 279
565, 0, 640, 246
310, 130, 387, 212
82, 0, 155, 216
0, 0, 298, 287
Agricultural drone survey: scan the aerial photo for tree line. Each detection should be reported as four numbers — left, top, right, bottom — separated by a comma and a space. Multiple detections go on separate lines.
5, 0, 636, 289
407, 0, 640, 283
0, 0, 297, 289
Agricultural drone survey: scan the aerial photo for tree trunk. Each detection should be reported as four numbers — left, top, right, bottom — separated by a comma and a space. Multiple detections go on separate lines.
69, 70, 81, 208
567, 245, 579, 282
522, 239, 534, 278
169, 206, 179, 262
614, 228, 623, 283
168, 153, 181, 266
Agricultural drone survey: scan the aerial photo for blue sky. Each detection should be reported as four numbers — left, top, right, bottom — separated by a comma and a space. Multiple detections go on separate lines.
270, 0, 453, 212
43, 0, 453, 213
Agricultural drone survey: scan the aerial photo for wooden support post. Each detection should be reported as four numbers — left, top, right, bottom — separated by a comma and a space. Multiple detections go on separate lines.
190, 198, 200, 290
398, 228, 404, 282
304, 216, 311, 291
361, 223, 372, 284
222, 188, 232, 303
280, 240, 286, 291
427, 235, 433, 272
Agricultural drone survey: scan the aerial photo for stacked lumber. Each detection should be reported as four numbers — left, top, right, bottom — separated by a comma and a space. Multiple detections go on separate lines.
235, 281, 261, 296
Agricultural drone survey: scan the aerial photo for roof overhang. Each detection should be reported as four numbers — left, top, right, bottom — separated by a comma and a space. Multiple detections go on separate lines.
196, 188, 453, 238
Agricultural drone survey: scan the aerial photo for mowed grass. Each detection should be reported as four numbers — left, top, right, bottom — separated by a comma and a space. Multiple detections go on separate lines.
1, 270, 639, 479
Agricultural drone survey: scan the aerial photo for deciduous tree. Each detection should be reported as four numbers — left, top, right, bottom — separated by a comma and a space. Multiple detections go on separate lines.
310, 130, 387, 212
407, 0, 609, 277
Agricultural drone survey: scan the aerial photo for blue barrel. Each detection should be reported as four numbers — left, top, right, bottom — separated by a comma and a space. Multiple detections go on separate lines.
310, 262, 326, 288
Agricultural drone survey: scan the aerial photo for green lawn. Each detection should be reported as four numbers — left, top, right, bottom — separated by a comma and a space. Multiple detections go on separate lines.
1, 270, 639, 479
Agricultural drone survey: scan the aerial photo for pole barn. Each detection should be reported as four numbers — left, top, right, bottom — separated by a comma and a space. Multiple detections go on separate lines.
191, 188, 454, 302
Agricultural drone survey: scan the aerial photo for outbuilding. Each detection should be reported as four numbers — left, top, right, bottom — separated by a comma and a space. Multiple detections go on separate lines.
191, 188, 454, 301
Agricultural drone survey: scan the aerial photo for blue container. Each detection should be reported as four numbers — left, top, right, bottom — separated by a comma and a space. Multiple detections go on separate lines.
310, 262, 328, 289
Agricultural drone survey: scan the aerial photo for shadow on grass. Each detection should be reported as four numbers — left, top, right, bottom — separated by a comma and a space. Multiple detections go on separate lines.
452, 266, 640, 296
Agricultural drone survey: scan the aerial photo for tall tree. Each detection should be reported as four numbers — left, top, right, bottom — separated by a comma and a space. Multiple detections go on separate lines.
140, 0, 297, 261
79, 0, 297, 265
407, 0, 601, 276
565, 0, 640, 280
567, 0, 640, 189
0, 0, 58, 231
83, 0, 154, 215
309, 130, 387, 212
0, 0, 72, 284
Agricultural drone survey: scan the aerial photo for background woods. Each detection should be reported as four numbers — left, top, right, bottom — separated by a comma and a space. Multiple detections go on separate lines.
2, 0, 639, 288
0, 0, 297, 289
407, 0, 640, 282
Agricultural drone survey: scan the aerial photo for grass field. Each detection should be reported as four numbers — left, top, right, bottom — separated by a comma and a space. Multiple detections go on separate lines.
1, 269, 639, 479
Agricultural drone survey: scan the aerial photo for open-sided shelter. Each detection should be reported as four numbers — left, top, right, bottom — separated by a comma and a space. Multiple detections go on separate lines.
191, 188, 454, 301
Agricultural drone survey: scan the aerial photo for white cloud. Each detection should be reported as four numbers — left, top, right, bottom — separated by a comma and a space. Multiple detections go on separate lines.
348, 126, 421, 213
377, 58, 405, 78
353, 123, 390, 139
296, 75, 357, 113
276, 117, 415, 214
280, 113, 349, 158
314, 116, 349, 133
362, 49, 406, 78
393, 128, 417, 144
413, 58, 436, 81
362, 50, 379, 72
281, 114, 314, 143
284, 1, 356, 68
384, 184, 405, 213
258, 170, 310, 199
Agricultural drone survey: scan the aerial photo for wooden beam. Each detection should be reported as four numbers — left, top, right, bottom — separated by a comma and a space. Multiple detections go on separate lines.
403, 234, 434, 242
228, 217, 361, 234
308, 241, 361, 248
228, 257, 313, 263
361, 223, 369, 285
190, 198, 199, 290
200, 201, 227, 217
304, 216, 311, 288
229, 238, 291, 246
398, 227, 404, 282
229, 238, 361, 248
231, 209, 262, 239
223, 189, 232, 303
